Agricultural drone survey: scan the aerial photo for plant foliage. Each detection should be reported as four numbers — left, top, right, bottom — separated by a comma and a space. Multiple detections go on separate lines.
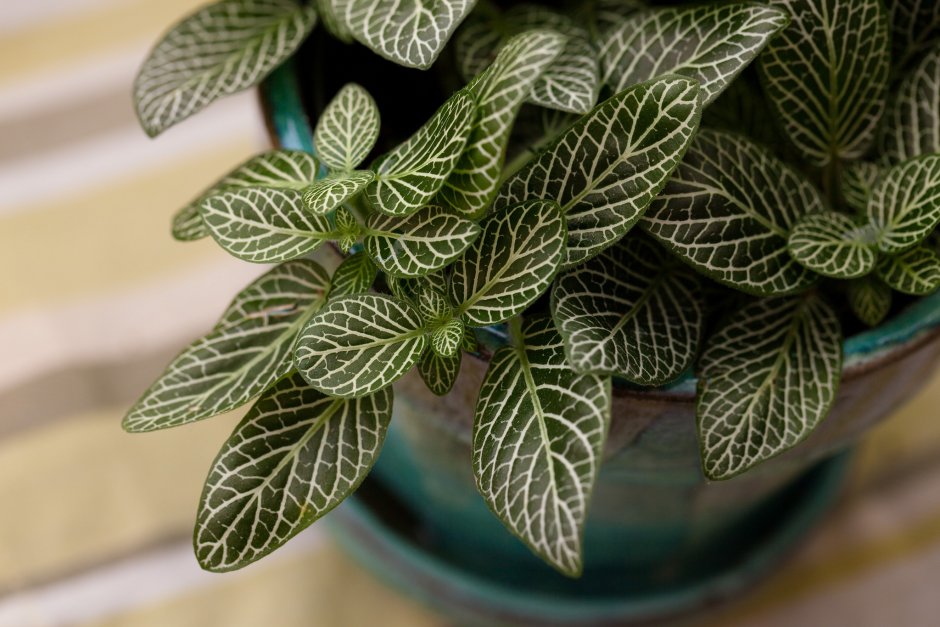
130, 0, 940, 576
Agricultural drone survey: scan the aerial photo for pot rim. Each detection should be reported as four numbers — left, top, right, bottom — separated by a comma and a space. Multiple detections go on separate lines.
259, 61, 940, 402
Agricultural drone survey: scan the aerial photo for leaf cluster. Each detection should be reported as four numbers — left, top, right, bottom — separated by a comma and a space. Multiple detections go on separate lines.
130, 0, 940, 576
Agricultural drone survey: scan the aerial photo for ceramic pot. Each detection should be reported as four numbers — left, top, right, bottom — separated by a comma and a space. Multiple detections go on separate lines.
260, 62, 940, 626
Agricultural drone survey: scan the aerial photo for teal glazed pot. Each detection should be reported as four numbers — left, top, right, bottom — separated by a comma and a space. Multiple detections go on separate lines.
260, 63, 940, 625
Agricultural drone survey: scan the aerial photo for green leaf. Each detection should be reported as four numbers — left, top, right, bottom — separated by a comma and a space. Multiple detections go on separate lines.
879, 47, 940, 164
497, 76, 702, 269
195, 374, 391, 571
888, 0, 940, 69
576, 0, 645, 40
641, 129, 820, 296
601, 3, 787, 106
367, 89, 475, 216
431, 319, 464, 357
788, 212, 878, 279
552, 237, 704, 385
314, 83, 380, 171
200, 188, 334, 263
418, 350, 460, 396
364, 205, 480, 277
332, 206, 363, 253
134, 0, 317, 136
698, 295, 843, 480
876, 245, 940, 295
416, 286, 453, 326
841, 161, 884, 213
123, 260, 331, 432
847, 276, 892, 326
331, 0, 476, 69
295, 294, 428, 398
473, 316, 611, 576
173, 150, 320, 242
316, 0, 353, 42
328, 252, 377, 298
301, 170, 374, 215
451, 199, 566, 327
759, 0, 890, 165
438, 30, 566, 219
867, 155, 940, 254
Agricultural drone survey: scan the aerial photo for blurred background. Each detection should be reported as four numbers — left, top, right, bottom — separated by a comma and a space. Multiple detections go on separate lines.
1, 1, 940, 625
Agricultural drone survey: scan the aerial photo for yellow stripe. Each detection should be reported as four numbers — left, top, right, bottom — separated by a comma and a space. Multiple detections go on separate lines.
0, 0, 205, 86
0, 139, 256, 313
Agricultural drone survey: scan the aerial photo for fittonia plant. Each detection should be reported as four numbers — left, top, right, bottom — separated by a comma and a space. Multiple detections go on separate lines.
129, 0, 940, 576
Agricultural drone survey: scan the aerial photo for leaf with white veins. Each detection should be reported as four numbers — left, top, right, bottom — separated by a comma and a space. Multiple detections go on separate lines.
451, 199, 566, 327
365, 206, 480, 277
552, 236, 704, 385
497, 76, 702, 269
418, 349, 460, 396
195, 374, 391, 571
134, 0, 317, 136
123, 260, 331, 432
294, 294, 428, 398
876, 245, 940, 295
867, 155, 940, 254
200, 188, 334, 263
601, 3, 788, 106
698, 294, 843, 480
841, 161, 884, 213
302, 171, 374, 215
473, 316, 611, 576
367, 89, 475, 216
788, 212, 878, 279
880, 47, 940, 164
642, 129, 820, 295
314, 83, 380, 171
329, 252, 377, 298
847, 276, 892, 326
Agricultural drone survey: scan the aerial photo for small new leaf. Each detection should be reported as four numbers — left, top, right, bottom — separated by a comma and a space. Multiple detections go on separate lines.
452, 199, 566, 327
497, 76, 702, 269
134, 0, 317, 136
195, 374, 391, 571
788, 212, 878, 279
431, 318, 464, 357
367, 89, 475, 216
294, 294, 428, 398
552, 237, 704, 385
473, 316, 611, 576
314, 83, 380, 171
301, 171, 374, 215
200, 188, 334, 263
123, 260, 331, 432
365, 206, 480, 277
698, 295, 843, 480
760, 0, 890, 165
642, 129, 820, 295
418, 350, 460, 396
847, 276, 892, 327
601, 3, 788, 106
867, 155, 940, 254
876, 245, 940, 295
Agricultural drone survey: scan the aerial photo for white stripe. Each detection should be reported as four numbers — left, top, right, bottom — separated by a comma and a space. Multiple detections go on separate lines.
0, 90, 267, 216
0, 259, 271, 393
0, 530, 324, 627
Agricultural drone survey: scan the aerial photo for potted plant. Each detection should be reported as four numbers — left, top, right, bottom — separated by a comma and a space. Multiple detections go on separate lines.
128, 0, 940, 623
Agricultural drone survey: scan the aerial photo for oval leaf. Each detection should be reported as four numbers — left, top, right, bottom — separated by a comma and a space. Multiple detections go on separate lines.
601, 3, 788, 106
841, 161, 884, 213
123, 260, 331, 432
867, 155, 940, 254
314, 83, 380, 171
365, 205, 480, 278
451, 199, 566, 327
847, 276, 892, 326
876, 245, 940, 295
418, 350, 461, 396
367, 89, 475, 216
134, 0, 317, 136
332, 0, 475, 69
473, 316, 611, 576
880, 47, 940, 163
497, 76, 702, 269
438, 30, 566, 219
294, 294, 428, 398
759, 0, 890, 165
698, 295, 843, 480
302, 170, 374, 215
195, 374, 391, 571
889, 0, 940, 70
642, 129, 820, 296
788, 212, 878, 279
552, 237, 704, 385
200, 188, 334, 263
328, 252, 378, 298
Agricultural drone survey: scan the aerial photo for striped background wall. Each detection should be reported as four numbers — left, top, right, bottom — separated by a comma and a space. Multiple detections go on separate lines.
1, 2, 939, 625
